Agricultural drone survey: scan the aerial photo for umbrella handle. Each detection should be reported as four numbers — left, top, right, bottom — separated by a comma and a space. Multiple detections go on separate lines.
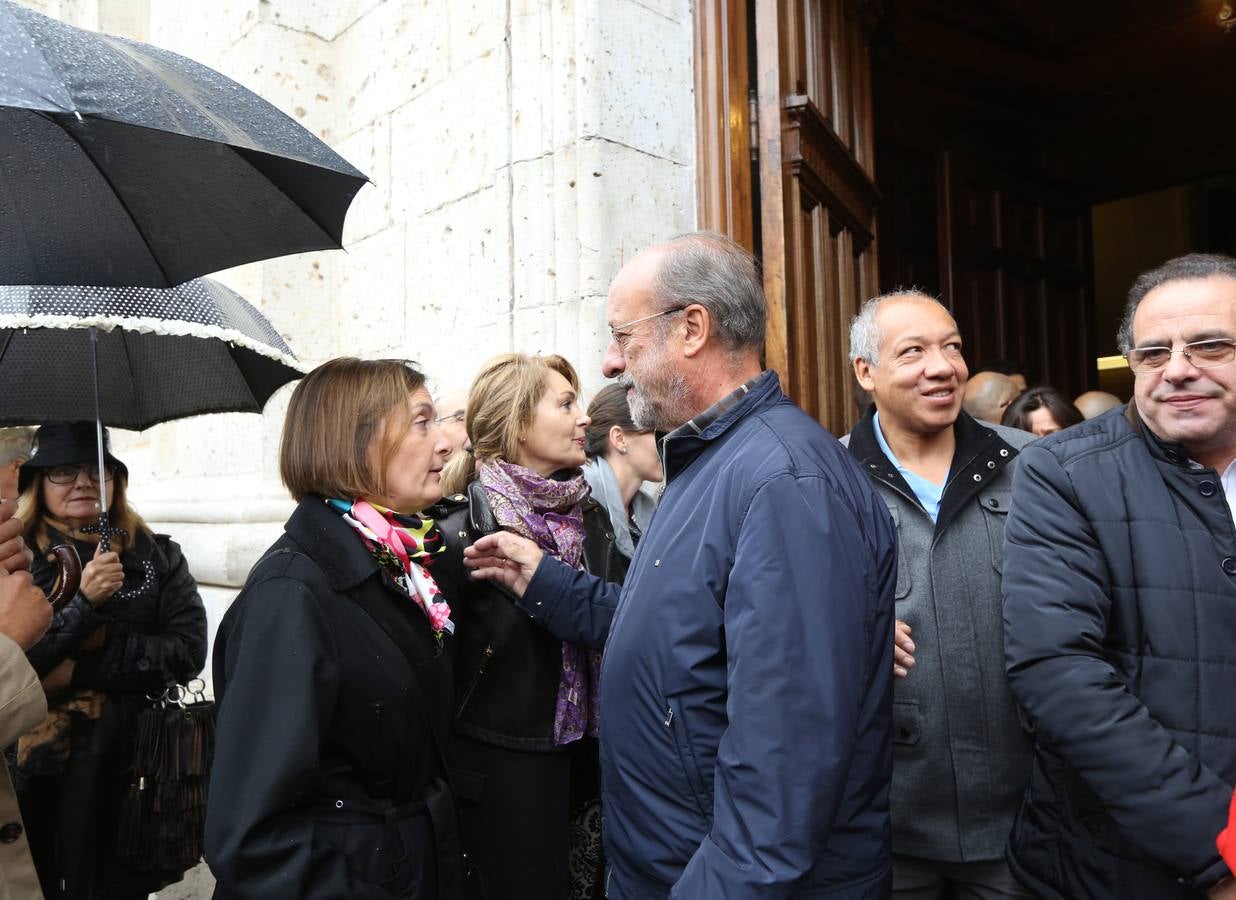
45, 545, 82, 610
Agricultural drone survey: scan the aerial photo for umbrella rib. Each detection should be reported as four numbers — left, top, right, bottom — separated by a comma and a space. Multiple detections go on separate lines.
38, 111, 177, 287
115, 326, 144, 428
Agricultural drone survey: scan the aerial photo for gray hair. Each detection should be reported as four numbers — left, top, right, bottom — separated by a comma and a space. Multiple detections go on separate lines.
650, 231, 766, 352
848, 289, 944, 366
0, 427, 34, 467
1117, 253, 1236, 353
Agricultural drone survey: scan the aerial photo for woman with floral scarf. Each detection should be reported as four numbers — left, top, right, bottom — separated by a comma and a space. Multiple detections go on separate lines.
205, 358, 465, 900
434, 353, 629, 900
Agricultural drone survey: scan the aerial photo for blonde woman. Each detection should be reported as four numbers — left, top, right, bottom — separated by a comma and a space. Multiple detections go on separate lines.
434, 353, 626, 900
13, 422, 207, 900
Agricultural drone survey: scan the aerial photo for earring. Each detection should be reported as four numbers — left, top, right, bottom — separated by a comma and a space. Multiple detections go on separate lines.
619, 447, 628, 454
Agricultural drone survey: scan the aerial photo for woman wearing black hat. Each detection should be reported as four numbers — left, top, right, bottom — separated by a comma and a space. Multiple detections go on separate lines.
10, 421, 207, 900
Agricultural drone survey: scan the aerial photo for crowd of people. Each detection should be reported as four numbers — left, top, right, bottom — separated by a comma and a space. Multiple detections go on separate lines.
0, 234, 1233, 900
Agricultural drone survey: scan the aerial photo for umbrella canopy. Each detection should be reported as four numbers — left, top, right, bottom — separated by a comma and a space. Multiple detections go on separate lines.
0, 0, 368, 287
0, 280, 305, 430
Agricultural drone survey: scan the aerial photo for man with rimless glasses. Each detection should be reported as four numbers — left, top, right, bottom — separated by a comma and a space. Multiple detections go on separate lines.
1002, 253, 1236, 900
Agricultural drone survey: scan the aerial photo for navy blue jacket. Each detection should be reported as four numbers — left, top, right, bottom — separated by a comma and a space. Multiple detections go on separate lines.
522, 371, 897, 898
1003, 405, 1236, 898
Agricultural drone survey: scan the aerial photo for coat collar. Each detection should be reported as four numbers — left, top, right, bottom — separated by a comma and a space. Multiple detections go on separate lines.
661, 370, 781, 482
848, 407, 1019, 534
282, 494, 387, 593
1124, 400, 1197, 469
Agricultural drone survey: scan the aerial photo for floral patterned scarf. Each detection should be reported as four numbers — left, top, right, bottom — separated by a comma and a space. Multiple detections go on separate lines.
327, 498, 454, 644
478, 460, 600, 744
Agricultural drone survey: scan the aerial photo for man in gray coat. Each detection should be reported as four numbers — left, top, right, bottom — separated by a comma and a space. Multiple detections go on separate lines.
845, 291, 1034, 898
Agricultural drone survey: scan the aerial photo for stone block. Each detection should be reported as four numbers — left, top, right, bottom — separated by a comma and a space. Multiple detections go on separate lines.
577, 0, 694, 165
264, 0, 383, 42
255, 250, 340, 362
335, 224, 408, 356
146, 0, 259, 62
334, 0, 448, 142
574, 138, 694, 294
214, 21, 339, 142
338, 115, 393, 244
389, 47, 508, 220
449, 0, 506, 72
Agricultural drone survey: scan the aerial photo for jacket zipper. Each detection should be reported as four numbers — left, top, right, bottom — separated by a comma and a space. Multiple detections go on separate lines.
455, 644, 494, 718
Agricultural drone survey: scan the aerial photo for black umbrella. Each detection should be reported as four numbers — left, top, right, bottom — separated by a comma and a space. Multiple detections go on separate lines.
0, 279, 306, 547
0, 0, 368, 287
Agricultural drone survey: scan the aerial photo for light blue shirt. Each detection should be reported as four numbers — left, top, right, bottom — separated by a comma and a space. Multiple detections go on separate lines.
873, 411, 944, 523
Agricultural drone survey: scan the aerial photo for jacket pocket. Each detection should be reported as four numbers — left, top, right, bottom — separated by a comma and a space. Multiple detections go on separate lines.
978, 489, 1011, 573
884, 503, 912, 599
664, 696, 711, 818
892, 698, 922, 747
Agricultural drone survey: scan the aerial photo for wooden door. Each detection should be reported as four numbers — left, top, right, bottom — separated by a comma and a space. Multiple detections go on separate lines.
755, 0, 881, 434
696, 0, 881, 435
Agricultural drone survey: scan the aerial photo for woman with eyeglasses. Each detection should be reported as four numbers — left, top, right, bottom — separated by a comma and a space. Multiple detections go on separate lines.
11, 421, 207, 900
434, 354, 628, 900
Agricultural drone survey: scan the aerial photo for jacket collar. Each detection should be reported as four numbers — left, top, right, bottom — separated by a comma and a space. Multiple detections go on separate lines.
848, 407, 1019, 534
1124, 400, 1197, 469
282, 494, 386, 592
661, 370, 781, 482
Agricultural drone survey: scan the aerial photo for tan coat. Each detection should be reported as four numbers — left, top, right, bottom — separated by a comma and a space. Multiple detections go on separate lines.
0, 633, 46, 900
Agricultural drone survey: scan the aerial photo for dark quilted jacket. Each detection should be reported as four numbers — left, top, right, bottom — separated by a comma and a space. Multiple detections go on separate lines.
1002, 404, 1236, 899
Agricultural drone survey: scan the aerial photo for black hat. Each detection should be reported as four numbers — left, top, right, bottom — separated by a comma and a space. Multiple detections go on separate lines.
18, 422, 128, 494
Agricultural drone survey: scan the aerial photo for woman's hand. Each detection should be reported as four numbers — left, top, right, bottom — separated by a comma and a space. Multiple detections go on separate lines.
80, 545, 123, 606
464, 532, 544, 597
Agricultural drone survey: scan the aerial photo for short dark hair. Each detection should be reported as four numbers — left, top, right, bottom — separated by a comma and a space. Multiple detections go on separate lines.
1001, 386, 1084, 434
585, 383, 647, 459
1118, 253, 1236, 353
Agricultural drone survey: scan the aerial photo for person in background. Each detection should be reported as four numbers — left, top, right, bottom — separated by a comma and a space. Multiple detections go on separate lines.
0, 429, 34, 503
1003, 252, 1236, 898
1073, 389, 1123, 419
206, 358, 463, 899
13, 422, 207, 900
434, 386, 471, 455
962, 371, 1019, 423
846, 291, 1034, 899
1001, 386, 1084, 437
0, 499, 52, 900
977, 358, 1030, 394
581, 383, 661, 561
434, 353, 626, 900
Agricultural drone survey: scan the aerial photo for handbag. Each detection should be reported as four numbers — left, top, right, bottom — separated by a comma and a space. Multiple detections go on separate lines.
116, 678, 216, 876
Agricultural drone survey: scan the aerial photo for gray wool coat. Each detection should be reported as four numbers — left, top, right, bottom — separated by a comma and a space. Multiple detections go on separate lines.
844, 409, 1035, 863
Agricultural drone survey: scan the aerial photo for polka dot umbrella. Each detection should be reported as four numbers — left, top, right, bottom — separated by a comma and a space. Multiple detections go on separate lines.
0, 279, 306, 548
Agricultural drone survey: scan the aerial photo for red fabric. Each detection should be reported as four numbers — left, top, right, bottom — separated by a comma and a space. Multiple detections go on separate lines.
1218, 788, 1236, 873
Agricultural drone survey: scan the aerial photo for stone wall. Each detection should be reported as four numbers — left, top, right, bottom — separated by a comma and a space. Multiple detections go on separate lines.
17, 0, 696, 658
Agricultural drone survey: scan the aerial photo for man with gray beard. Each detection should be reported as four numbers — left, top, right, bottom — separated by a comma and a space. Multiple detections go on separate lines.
466, 231, 897, 898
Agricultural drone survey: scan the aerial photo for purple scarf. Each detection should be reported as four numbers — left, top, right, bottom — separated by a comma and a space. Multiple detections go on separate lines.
478, 460, 600, 744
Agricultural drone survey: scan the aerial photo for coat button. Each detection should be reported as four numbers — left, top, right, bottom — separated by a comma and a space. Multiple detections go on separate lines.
999, 448, 1009, 457
972, 474, 982, 482
0, 822, 22, 843
987, 497, 999, 508
1223, 558, 1236, 576
1200, 481, 1217, 497
1166, 450, 1184, 463
986, 460, 996, 469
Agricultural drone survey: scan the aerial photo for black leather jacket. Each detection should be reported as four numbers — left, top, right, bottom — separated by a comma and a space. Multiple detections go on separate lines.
430, 478, 628, 752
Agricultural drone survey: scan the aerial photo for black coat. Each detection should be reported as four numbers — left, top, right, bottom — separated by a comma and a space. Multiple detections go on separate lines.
204, 496, 462, 900
16, 527, 207, 899
1003, 405, 1236, 898
430, 479, 627, 752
